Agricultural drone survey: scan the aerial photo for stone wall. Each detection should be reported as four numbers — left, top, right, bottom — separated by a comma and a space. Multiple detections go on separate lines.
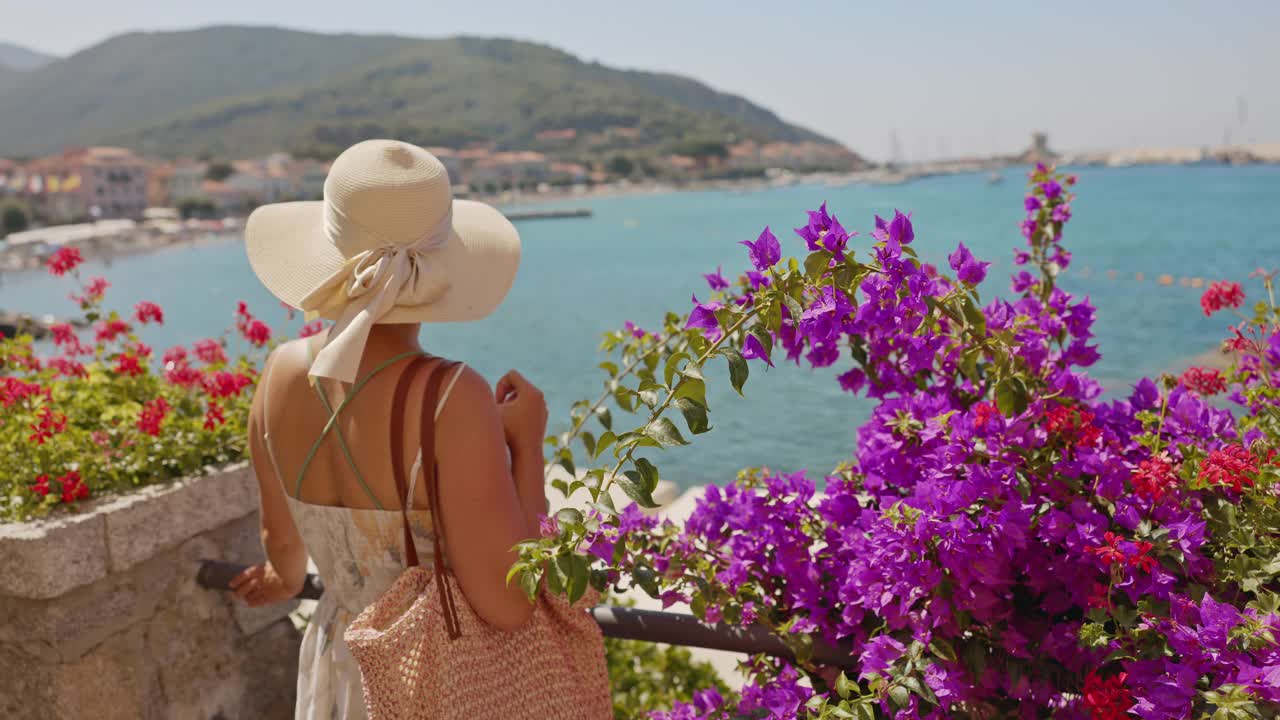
0, 463, 301, 719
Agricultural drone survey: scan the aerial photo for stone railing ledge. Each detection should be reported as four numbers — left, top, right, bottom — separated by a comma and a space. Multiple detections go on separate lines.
0, 462, 257, 600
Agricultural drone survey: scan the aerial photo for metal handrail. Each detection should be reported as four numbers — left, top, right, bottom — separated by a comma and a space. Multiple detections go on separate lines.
197, 560, 854, 668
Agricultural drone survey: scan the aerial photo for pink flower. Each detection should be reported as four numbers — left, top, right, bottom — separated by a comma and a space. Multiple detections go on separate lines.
165, 364, 203, 388
299, 321, 325, 339
47, 357, 88, 378
46, 247, 83, 276
1198, 444, 1258, 493
203, 371, 253, 399
70, 276, 110, 306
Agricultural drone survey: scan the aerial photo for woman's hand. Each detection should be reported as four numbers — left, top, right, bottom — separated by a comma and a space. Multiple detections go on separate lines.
229, 562, 301, 608
494, 370, 548, 454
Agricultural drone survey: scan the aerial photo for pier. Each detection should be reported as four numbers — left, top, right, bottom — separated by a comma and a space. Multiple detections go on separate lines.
504, 208, 592, 222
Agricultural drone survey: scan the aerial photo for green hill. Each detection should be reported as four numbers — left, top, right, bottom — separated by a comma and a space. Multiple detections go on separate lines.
0, 27, 852, 164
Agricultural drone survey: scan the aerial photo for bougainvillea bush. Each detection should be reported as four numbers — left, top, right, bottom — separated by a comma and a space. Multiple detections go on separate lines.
0, 248, 283, 522
520, 166, 1280, 718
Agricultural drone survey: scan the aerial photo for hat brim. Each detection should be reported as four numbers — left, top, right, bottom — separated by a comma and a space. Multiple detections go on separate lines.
244, 199, 520, 324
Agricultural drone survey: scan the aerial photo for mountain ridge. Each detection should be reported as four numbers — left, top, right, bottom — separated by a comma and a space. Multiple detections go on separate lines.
0, 26, 853, 164
0, 41, 57, 70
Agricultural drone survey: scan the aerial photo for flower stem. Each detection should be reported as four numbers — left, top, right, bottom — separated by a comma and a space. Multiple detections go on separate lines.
597, 306, 763, 501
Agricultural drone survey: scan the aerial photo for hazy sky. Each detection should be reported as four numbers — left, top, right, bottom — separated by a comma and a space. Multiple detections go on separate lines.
5, 0, 1278, 161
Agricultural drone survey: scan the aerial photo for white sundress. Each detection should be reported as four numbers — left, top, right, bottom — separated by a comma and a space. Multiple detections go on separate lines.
260, 349, 466, 720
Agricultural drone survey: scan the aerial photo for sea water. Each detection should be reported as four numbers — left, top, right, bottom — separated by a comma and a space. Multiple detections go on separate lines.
2, 164, 1277, 487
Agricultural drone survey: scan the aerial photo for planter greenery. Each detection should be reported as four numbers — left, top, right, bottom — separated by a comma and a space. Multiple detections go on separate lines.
1, 247, 272, 522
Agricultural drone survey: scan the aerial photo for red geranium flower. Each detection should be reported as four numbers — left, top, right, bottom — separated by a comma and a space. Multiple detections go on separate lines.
137, 397, 170, 437
162, 345, 187, 366
1200, 280, 1245, 316
1179, 366, 1227, 396
114, 353, 145, 377
133, 301, 164, 325
1046, 404, 1101, 449
242, 319, 271, 347
70, 276, 110, 306
193, 339, 227, 365
30, 474, 51, 497
203, 371, 253, 399
1082, 670, 1133, 720
1198, 444, 1258, 493
203, 403, 226, 431
1131, 455, 1180, 500
46, 247, 84, 276
50, 323, 77, 347
27, 406, 68, 445
95, 318, 132, 343
47, 357, 88, 379
299, 321, 325, 339
58, 471, 89, 503
1087, 532, 1126, 568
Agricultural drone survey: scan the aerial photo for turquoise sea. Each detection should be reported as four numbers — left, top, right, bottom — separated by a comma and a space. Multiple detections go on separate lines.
2, 165, 1278, 488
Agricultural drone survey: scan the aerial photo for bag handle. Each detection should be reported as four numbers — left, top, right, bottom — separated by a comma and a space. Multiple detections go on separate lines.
389, 355, 434, 569
422, 360, 463, 640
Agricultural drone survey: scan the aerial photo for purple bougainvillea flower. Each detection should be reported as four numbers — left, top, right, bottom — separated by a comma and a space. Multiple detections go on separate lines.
702, 266, 729, 291
1040, 180, 1063, 199
742, 334, 773, 366
685, 294, 722, 333
837, 368, 866, 394
622, 320, 646, 339
1025, 196, 1042, 212
746, 271, 771, 290
1012, 270, 1037, 293
872, 210, 915, 248
740, 226, 781, 270
794, 202, 832, 252
858, 635, 906, 680
819, 215, 855, 259
948, 242, 992, 285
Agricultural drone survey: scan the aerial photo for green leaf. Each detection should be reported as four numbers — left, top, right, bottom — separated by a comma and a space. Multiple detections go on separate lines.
644, 417, 690, 446
804, 250, 833, 277
674, 377, 707, 405
675, 397, 711, 435
557, 452, 575, 477
598, 361, 619, 376
961, 296, 987, 335
613, 386, 635, 412
781, 291, 805, 322
888, 685, 911, 709
835, 673, 855, 700
994, 377, 1029, 417
928, 637, 957, 663
545, 556, 565, 589
634, 457, 659, 491
596, 407, 612, 430
663, 351, 690, 387
721, 346, 749, 395
617, 470, 659, 508
531, 563, 553, 598
558, 554, 589, 605
593, 431, 616, 459
555, 508, 584, 528
581, 431, 595, 458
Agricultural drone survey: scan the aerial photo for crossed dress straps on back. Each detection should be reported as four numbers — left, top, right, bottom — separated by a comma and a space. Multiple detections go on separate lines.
259, 340, 466, 510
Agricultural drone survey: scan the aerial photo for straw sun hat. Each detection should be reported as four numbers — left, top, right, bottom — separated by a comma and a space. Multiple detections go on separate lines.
245, 140, 521, 384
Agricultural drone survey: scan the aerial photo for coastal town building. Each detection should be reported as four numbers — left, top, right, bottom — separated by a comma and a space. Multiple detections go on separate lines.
16, 146, 150, 222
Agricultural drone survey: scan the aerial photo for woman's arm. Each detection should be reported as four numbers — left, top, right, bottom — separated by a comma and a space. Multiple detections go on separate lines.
434, 367, 540, 631
234, 348, 309, 606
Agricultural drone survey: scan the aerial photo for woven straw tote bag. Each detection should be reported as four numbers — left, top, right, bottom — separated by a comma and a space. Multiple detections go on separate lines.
344, 357, 613, 719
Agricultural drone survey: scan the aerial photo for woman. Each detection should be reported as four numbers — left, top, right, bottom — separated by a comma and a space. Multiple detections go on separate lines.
229, 140, 553, 718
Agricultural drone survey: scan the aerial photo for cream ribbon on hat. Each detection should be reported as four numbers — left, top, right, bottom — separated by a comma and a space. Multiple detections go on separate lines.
299, 203, 452, 384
